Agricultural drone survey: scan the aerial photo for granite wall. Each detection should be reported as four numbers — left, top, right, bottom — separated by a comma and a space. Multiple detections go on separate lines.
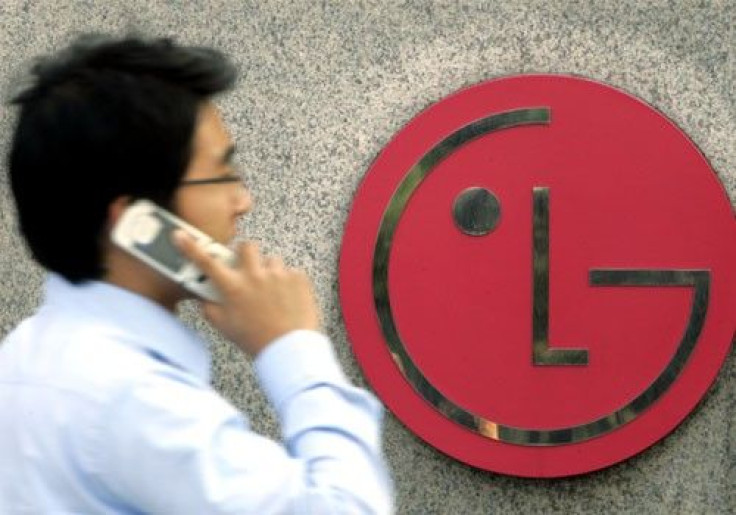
0, 1, 733, 513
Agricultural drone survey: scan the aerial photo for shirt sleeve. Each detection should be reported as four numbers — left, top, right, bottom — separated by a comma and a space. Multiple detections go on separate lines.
98, 330, 394, 515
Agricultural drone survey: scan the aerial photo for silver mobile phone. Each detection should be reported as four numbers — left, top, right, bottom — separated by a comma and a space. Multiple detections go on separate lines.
111, 199, 236, 302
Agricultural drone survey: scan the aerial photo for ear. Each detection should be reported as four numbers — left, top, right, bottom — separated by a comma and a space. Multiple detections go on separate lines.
106, 195, 133, 230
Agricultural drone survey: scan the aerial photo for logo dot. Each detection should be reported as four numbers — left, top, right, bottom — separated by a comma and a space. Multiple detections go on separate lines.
452, 187, 501, 236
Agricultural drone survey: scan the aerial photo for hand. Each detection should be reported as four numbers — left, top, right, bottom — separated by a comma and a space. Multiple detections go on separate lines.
173, 231, 321, 356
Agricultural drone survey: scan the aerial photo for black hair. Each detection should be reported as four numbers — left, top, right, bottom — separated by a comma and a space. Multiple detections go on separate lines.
8, 34, 237, 283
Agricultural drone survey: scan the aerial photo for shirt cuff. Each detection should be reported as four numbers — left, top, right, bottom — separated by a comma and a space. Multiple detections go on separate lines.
253, 330, 348, 412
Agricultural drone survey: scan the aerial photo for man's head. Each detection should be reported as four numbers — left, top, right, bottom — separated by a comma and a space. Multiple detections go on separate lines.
8, 34, 241, 284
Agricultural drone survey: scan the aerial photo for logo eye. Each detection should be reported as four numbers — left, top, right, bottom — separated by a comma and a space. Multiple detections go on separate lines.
452, 187, 501, 236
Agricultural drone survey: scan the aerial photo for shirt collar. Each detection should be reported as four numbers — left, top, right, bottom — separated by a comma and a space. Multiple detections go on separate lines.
43, 273, 211, 383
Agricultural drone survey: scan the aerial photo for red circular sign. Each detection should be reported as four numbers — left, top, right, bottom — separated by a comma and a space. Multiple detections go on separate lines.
339, 75, 736, 477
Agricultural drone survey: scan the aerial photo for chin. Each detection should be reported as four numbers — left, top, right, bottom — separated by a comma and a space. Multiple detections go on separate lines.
214, 234, 233, 246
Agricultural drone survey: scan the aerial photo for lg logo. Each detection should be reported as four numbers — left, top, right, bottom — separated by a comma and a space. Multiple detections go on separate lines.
340, 75, 735, 477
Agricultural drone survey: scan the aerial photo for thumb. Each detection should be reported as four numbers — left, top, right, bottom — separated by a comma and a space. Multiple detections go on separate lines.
202, 302, 226, 328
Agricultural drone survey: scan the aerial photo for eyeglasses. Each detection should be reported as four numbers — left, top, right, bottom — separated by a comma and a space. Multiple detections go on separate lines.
179, 173, 244, 187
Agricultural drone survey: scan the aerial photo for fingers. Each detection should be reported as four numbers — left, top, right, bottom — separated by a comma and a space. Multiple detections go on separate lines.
238, 242, 262, 272
172, 230, 235, 287
263, 255, 285, 270
238, 243, 285, 273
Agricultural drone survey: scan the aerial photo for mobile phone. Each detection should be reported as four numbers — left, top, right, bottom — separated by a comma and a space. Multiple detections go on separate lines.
111, 199, 236, 302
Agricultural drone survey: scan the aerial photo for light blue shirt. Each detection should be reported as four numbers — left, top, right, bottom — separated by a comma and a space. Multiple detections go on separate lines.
0, 274, 393, 514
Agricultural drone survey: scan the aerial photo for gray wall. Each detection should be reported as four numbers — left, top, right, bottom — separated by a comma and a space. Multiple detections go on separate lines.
0, 1, 733, 513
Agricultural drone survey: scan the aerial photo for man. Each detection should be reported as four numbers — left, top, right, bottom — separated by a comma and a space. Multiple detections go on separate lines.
0, 34, 393, 513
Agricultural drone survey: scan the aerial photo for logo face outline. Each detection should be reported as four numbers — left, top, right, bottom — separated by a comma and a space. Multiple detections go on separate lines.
340, 74, 736, 477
